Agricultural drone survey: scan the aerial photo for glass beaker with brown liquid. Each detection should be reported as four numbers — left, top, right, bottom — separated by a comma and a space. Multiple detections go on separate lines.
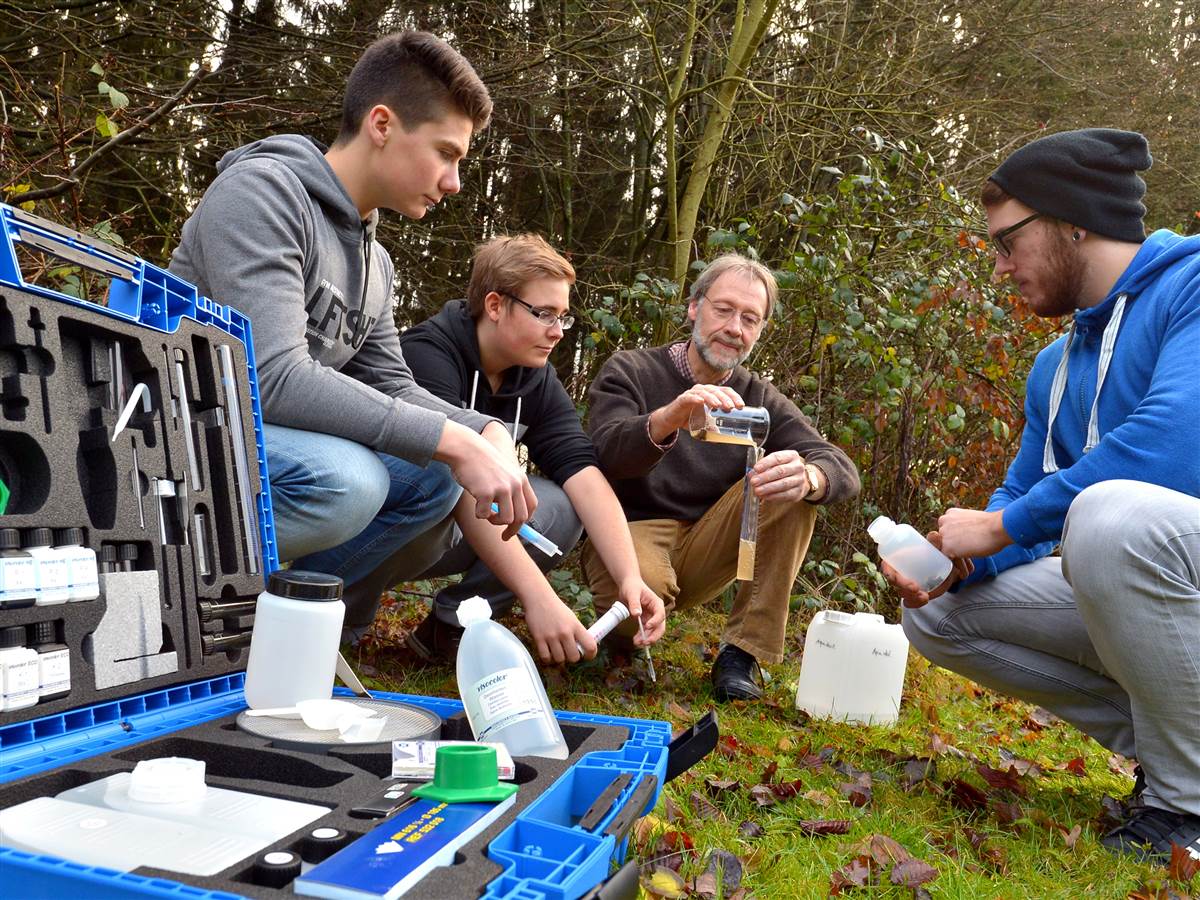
688, 406, 770, 580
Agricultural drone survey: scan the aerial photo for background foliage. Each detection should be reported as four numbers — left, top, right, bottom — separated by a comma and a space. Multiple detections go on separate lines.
4, 0, 1198, 613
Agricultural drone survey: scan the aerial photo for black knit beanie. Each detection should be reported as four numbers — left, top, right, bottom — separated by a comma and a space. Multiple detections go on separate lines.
988, 128, 1152, 243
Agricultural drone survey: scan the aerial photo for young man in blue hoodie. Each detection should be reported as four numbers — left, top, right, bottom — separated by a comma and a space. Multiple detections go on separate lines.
171, 32, 537, 634
887, 129, 1199, 862
398, 234, 665, 664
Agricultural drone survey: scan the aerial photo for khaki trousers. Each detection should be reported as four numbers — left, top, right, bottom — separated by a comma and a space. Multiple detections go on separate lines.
583, 478, 817, 664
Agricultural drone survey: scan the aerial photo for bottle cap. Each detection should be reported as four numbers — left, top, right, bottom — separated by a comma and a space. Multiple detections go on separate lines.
23, 527, 54, 549
456, 595, 493, 627
411, 744, 519, 804
31, 621, 57, 645
0, 625, 27, 648
266, 570, 343, 602
53, 527, 85, 547
866, 516, 894, 543
119, 543, 139, 563
100, 545, 119, 564
0, 528, 22, 551
301, 826, 349, 863
253, 849, 301, 888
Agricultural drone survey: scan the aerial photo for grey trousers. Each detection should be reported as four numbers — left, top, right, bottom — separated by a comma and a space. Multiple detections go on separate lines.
903, 480, 1200, 816
420, 475, 583, 625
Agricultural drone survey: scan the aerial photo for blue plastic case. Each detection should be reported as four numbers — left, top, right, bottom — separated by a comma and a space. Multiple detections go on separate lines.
0, 677, 670, 900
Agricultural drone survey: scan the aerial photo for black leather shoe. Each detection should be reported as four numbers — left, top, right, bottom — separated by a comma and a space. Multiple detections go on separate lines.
711, 643, 763, 701
1100, 804, 1200, 862
406, 611, 463, 664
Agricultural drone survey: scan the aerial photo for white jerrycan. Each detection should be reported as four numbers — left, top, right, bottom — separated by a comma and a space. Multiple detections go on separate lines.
795, 611, 909, 725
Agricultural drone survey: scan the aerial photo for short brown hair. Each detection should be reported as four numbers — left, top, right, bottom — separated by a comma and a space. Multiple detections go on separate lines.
336, 31, 492, 143
687, 252, 777, 319
467, 234, 576, 318
980, 179, 1012, 208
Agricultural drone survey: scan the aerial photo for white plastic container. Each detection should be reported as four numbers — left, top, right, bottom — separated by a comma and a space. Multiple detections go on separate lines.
867, 516, 952, 592
456, 595, 568, 759
54, 527, 100, 601
243, 571, 345, 710
795, 610, 910, 725
0, 528, 38, 608
0, 625, 40, 712
24, 528, 71, 605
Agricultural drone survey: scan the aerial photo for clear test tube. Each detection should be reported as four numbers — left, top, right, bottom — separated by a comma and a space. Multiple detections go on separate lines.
737, 445, 764, 581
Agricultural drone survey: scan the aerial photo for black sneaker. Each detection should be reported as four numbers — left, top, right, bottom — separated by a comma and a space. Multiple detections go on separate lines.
710, 643, 763, 701
1100, 804, 1200, 862
405, 611, 463, 664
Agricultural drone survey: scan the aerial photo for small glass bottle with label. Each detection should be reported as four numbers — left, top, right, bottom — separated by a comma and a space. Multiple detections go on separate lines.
0, 528, 38, 609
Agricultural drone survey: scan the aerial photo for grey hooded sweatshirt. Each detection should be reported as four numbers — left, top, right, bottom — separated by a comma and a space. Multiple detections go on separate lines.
170, 134, 492, 466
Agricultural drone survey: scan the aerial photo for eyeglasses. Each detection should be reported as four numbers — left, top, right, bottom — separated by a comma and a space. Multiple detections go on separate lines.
990, 213, 1043, 258
702, 298, 766, 332
503, 292, 575, 330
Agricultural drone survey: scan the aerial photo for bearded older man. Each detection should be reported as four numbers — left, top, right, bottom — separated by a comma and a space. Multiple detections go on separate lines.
582, 253, 860, 701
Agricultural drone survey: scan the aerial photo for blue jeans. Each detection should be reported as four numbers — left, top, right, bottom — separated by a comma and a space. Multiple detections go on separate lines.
265, 424, 461, 626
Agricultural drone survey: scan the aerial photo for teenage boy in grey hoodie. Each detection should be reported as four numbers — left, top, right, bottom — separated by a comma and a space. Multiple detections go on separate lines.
170, 32, 536, 634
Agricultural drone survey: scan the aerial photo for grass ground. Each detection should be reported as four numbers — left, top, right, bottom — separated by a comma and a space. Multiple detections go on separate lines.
347, 588, 1196, 900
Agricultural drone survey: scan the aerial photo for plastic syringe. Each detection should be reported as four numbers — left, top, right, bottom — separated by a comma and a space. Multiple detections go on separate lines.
489, 503, 561, 558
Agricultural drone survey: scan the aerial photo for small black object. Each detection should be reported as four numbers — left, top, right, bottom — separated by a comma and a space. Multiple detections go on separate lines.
0, 625, 26, 649
579, 772, 633, 832
118, 543, 138, 571
579, 859, 642, 900
98, 544, 119, 573
301, 826, 350, 863
0, 528, 21, 550
201, 631, 253, 655
197, 598, 258, 622
23, 527, 54, 549
602, 774, 658, 843
665, 710, 719, 783
266, 570, 342, 602
252, 849, 301, 888
349, 782, 416, 819
53, 527, 86, 547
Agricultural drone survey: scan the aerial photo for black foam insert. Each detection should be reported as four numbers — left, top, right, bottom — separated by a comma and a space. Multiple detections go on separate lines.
0, 285, 266, 726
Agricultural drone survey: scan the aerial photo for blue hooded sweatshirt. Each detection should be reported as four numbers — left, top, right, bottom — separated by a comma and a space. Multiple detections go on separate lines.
964, 228, 1200, 585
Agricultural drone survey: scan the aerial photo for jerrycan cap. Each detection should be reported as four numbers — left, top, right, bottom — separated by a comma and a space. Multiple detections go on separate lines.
411, 745, 518, 804
457, 595, 493, 627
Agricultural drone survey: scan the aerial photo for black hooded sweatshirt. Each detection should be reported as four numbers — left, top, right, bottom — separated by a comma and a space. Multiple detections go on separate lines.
399, 300, 599, 487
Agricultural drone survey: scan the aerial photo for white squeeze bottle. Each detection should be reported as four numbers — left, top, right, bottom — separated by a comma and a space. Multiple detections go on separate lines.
456, 595, 568, 760
868, 516, 953, 592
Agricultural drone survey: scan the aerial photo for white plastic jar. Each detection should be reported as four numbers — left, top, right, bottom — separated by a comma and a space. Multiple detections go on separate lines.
243, 570, 345, 710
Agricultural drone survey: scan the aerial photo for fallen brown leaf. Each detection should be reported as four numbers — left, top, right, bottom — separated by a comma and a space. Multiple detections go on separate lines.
737, 820, 765, 839
890, 857, 939, 888
662, 793, 685, 823
991, 799, 1025, 827
703, 849, 744, 893
830, 856, 873, 894
749, 784, 778, 807
760, 760, 779, 784
976, 763, 1028, 797
1056, 756, 1088, 776
690, 790, 722, 821
1062, 823, 1082, 849
797, 819, 852, 836
946, 778, 989, 813
804, 789, 833, 808
770, 779, 806, 800
854, 833, 914, 867
900, 757, 936, 791
839, 778, 873, 808
1169, 841, 1200, 883
704, 776, 742, 797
